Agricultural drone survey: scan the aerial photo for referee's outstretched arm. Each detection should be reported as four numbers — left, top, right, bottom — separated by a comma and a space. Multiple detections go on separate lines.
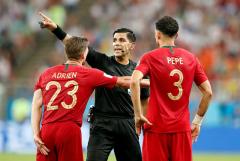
38, 12, 72, 45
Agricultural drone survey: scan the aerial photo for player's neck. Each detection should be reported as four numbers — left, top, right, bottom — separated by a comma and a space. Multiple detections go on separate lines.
65, 60, 82, 66
115, 56, 129, 65
159, 42, 175, 48
159, 39, 175, 48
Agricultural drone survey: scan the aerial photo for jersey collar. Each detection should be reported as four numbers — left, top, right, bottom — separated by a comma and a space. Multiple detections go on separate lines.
161, 46, 176, 54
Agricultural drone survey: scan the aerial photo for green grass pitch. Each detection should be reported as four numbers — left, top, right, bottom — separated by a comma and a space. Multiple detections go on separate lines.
0, 153, 240, 161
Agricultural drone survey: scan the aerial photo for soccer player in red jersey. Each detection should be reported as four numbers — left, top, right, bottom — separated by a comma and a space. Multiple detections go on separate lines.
130, 16, 213, 161
31, 36, 142, 161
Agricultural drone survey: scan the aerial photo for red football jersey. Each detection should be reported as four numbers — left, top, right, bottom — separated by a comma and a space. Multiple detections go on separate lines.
34, 64, 117, 126
136, 47, 208, 133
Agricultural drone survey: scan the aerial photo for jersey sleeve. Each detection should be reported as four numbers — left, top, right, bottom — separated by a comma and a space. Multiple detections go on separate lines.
86, 47, 109, 68
135, 54, 149, 76
34, 73, 43, 91
91, 69, 117, 88
194, 57, 208, 85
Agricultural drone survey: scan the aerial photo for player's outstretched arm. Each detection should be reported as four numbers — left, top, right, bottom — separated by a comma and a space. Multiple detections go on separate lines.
115, 76, 131, 88
31, 89, 50, 155
115, 76, 150, 89
38, 12, 71, 44
140, 79, 150, 88
191, 80, 212, 143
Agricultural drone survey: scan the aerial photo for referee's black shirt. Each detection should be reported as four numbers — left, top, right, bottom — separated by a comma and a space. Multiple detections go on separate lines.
86, 47, 149, 118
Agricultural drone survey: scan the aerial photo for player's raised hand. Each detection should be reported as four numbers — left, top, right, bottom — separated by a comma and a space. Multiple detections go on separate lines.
33, 134, 50, 155
191, 123, 201, 143
38, 12, 57, 31
135, 115, 152, 135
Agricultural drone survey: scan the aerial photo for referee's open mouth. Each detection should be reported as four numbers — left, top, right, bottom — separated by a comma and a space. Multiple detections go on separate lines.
114, 48, 124, 53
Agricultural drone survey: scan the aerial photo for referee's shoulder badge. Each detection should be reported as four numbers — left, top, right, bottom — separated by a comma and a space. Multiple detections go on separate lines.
103, 73, 113, 78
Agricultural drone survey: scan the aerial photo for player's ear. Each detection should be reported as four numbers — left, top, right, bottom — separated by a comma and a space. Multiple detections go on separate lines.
155, 30, 161, 41
79, 52, 84, 59
175, 32, 178, 40
129, 42, 135, 50
157, 31, 162, 40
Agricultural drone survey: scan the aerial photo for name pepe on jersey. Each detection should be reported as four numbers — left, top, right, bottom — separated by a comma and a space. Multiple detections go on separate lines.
136, 56, 183, 66
167, 57, 183, 65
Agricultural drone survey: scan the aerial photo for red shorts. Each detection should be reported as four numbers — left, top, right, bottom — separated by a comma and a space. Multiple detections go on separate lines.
36, 121, 83, 161
142, 131, 192, 161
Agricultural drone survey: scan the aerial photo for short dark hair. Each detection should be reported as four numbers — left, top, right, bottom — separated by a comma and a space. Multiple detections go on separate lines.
65, 36, 88, 60
155, 16, 179, 37
113, 28, 136, 42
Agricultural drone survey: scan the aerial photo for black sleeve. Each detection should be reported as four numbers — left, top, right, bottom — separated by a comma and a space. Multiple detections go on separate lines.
140, 75, 150, 99
140, 87, 150, 100
86, 47, 109, 68
51, 25, 67, 40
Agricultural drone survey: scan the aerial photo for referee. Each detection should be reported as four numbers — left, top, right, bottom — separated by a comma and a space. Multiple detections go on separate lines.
39, 12, 149, 161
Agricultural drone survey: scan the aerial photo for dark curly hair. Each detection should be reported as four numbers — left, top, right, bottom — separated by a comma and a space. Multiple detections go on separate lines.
155, 16, 179, 37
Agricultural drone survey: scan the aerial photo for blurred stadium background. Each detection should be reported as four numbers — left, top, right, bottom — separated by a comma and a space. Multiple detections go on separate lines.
0, 0, 240, 160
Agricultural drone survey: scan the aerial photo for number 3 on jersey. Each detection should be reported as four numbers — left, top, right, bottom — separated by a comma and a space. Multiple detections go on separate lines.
167, 69, 183, 100
46, 80, 78, 111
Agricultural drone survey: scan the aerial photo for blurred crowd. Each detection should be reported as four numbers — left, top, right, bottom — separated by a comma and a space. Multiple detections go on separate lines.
0, 0, 69, 82
0, 0, 240, 126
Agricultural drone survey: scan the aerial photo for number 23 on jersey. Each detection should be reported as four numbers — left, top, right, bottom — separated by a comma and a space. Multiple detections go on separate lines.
45, 80, 78, 111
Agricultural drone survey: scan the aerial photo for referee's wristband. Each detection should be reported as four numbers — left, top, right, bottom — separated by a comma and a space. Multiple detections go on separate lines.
52, 25, 67, 40
192, 114, 203, 126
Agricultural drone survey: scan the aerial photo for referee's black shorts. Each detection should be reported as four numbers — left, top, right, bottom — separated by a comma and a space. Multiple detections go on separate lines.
86, 116, 142, 161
